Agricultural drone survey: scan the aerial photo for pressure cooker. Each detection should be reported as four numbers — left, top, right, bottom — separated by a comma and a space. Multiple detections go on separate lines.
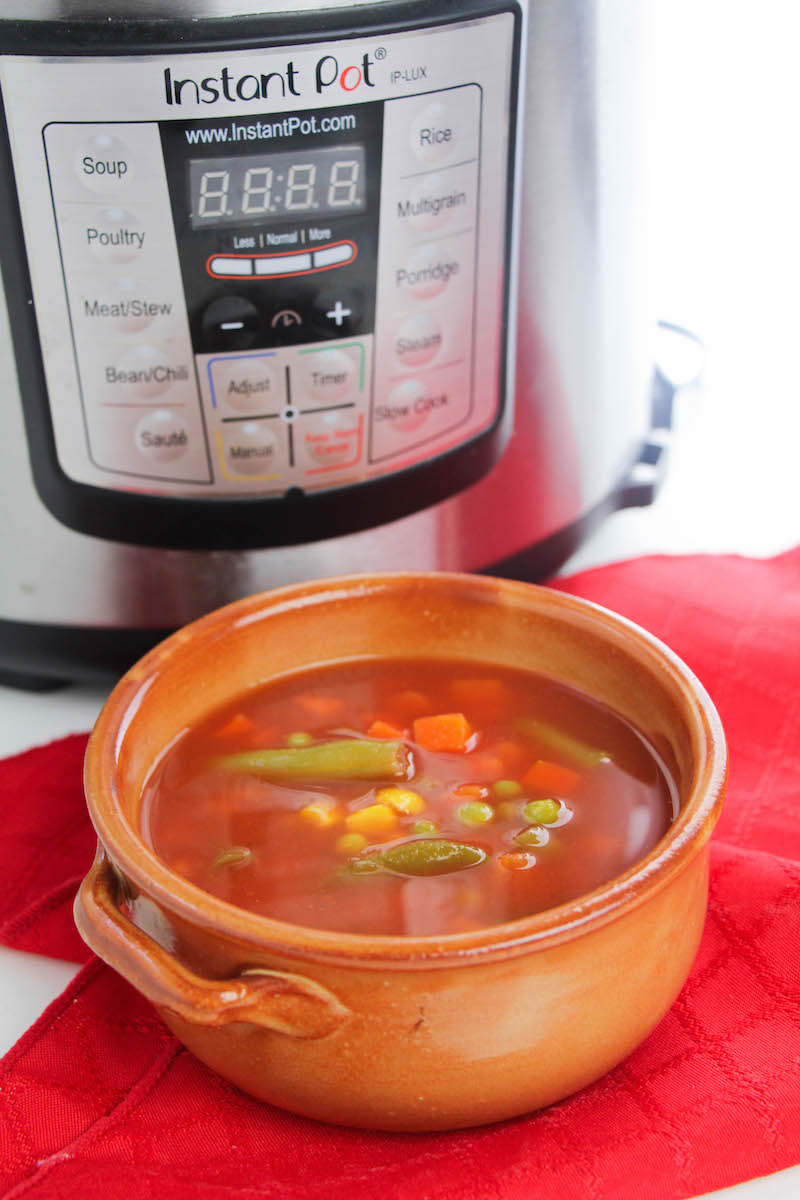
0, 0, 660, 685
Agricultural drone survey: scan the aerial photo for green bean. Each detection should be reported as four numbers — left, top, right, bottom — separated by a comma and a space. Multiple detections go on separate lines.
216, 739, 409, 781
212, 846, 252, 868
379, 839, 486, 877
514, 718, 610, 766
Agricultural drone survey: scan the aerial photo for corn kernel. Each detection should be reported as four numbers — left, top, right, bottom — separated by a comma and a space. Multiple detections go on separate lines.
345, 803, 398, 837
376, 786, 425, 815
299, 800, 339, 828
336, 832, 368, 856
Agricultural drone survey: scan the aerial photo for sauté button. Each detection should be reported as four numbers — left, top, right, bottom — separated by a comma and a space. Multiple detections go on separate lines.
133, 409, 189, 462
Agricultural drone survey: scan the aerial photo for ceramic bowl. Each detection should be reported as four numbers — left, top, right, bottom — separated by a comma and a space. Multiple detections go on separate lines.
76, 573, 726, 1131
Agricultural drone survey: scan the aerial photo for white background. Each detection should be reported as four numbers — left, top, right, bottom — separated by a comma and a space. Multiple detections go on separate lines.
0, 3, 798, 1195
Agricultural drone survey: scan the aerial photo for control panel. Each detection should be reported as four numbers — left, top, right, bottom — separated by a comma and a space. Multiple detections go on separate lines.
0, 9, 518, 519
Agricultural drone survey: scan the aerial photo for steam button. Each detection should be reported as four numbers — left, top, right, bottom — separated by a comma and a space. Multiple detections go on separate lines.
394, 313, 442, 368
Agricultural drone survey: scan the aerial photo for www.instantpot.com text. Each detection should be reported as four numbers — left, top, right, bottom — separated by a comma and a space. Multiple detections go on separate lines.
184, 112, 357, 145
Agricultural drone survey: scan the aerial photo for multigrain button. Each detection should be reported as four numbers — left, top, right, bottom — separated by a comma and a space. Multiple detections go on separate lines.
394, 312, 442, 368
86, 207, 146, 264
210, 355, 281, 413
133, 409, 189, 462
76, 132, 134, 194
298, 348, 357, 402
396, 244, 459, 300
221, 422, 279, 476
401, 174, 469, 235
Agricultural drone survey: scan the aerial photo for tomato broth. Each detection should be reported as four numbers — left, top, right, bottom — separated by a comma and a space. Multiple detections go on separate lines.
141, 659, 678, 937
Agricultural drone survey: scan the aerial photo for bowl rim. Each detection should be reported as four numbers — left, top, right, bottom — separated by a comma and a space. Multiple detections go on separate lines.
83, 571, 727, 970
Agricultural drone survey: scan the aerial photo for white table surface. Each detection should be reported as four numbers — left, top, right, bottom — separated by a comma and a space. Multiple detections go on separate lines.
1, 1, 799, 1194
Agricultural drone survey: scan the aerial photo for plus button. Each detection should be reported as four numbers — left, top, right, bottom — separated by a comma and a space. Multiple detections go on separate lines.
326, 300, 352, 327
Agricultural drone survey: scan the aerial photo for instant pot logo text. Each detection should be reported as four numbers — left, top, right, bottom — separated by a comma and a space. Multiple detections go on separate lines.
163, 53, 375, 105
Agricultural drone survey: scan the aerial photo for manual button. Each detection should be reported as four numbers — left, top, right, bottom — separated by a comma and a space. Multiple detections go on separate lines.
220, 422, 279, 477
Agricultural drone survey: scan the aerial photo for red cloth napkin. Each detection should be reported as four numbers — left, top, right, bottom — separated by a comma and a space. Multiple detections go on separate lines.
1, 550, 799, 1200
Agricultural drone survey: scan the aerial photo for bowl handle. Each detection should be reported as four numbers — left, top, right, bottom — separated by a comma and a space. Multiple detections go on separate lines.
74, 849, 351, 1040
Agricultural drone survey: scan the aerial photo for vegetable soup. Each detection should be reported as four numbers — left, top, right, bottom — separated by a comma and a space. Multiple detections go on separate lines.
141, 659, 678, 937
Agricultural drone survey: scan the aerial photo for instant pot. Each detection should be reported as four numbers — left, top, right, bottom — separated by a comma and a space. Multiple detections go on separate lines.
0, 0, 661, 684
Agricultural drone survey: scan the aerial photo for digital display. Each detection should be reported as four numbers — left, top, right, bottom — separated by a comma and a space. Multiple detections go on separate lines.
188, 145, 366, 229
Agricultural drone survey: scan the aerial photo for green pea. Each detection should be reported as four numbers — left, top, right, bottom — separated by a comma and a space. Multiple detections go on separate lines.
491, 779, 523, 798
212, 846, 252, 868
380, 839, 486, 877
457, 800, 495, 827
515, 826, 549, 849
413, 818, 438, 834
522, 798, 561, 825
286, 730, 313, 747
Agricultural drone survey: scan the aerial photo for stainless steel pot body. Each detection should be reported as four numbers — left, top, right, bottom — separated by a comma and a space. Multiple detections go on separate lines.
0, 0, 653, 672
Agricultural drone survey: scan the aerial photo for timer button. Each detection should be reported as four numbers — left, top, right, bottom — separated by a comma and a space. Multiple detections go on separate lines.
298, 348, 357, 403
220, 422, 279, 476
210, 355, 282, 413
200, 296, 261, 351
394, 312, 443, 368
133, 409, 189, 462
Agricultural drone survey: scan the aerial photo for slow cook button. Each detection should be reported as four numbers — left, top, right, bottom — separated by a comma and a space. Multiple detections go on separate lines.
75, 132, 134, 194
396, 244, 459, 300
221, 422, 279, 476
109, 344, 188, 399
374, 379, 431, 433
210, 355, 282, 413
394, 313, 442, 368
86, 207, 147, 264
298, 348, 357, 402
133, 409, 189, 462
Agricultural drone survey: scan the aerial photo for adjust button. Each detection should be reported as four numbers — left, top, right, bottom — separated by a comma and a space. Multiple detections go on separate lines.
210, 355, 282, 413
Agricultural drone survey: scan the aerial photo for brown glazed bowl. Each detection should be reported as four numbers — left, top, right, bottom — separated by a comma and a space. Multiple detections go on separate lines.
76, 573, 726, 1132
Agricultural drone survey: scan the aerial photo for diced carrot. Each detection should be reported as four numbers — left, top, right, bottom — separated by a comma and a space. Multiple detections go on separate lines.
521, 759, 581, 796
498, 851, 534, 871
367, 718, 406, 739
296, 693, 345, 723
213, 712, 256, 740
388, 690, 433, 721
412, 712, 473, 753
492, 739, 529, 775
448, 678, 512, 722
469, 753, 505, 780
452, 783, 488, 800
